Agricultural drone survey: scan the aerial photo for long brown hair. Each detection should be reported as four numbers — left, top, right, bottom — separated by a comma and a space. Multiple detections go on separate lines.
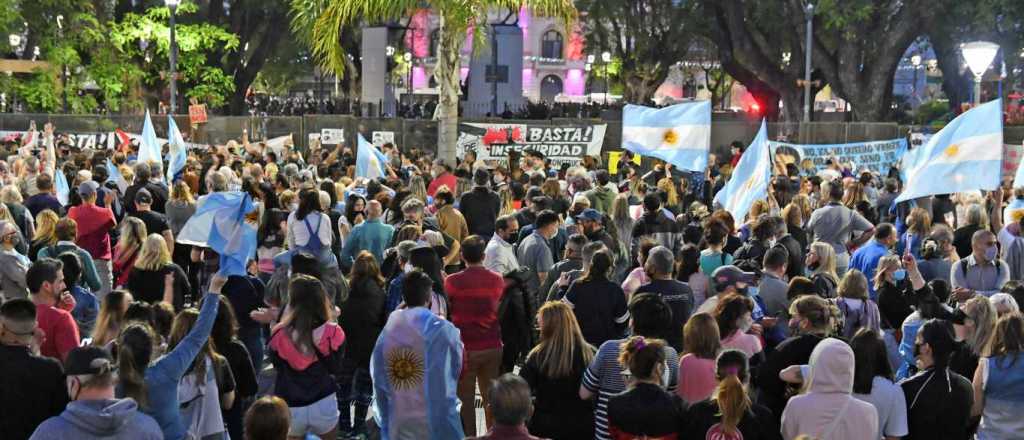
166, 308, 214, 383
91, 290, 132, 347
992, 313, 1024, 368
579, 250, 613, 283
528, 302, 595, 378
350, 250, 385, 287
713, 349, 752, 435
276, 275, 331, 354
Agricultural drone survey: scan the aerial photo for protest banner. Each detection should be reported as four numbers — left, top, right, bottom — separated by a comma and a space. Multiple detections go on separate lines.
0, 130, 210, 151
372, 131, 395, 148
321, 128, 344, 145
188, 104, 208, 124
768, 138, 908, 174
456, 122, 606, 166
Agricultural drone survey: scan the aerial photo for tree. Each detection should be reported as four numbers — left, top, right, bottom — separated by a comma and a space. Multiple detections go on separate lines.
576, 0, 697, 104
296, 0, 576, 166
110, 2, 240, 109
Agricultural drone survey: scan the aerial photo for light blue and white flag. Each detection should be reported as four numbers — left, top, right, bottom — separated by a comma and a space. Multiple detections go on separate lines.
622, 101, 711, 172
356, 133, 388, 180
166, 116, 187, 182
897, 99, 1004, 203
176, 191, 257, 276
54, 170, 69, 206
106, 159, 129, 194
371, 307, 464, 440
713, 119, 770, 222
138, 109, 162, 165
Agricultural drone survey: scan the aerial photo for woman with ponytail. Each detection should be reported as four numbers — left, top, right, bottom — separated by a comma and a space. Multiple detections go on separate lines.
605, 336, 684, 439
563, 250, 629, 347
683, 349, 781, 440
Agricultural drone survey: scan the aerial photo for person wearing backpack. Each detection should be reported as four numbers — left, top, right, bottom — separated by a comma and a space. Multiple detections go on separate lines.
950, 229, 1009, 304
287, 189, 337, 269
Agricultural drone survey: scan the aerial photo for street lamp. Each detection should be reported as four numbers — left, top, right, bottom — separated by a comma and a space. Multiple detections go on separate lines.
803, 2, 815, 122
601, 51, 611, 105
910, 54, 922, 103
404, 51, 413, 101
165, 0, 180, 114
962, 41, 999, 105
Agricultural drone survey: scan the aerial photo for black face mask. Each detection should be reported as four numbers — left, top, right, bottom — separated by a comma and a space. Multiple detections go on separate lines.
735, 286, 748, 296
505, 230, 519, 241
808, 261, 820, 271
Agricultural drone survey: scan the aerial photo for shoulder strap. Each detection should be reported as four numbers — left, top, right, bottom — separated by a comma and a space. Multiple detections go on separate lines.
720, 252, 727, 266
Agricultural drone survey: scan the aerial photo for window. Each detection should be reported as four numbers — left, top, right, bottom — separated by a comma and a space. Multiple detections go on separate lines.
541, 30, 564, 59
429, 29, 440, 57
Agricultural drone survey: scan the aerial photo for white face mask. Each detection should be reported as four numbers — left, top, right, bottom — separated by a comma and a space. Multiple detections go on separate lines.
737, 315, 754, 333
403, 263, 414, 274
289, 203, 298, 211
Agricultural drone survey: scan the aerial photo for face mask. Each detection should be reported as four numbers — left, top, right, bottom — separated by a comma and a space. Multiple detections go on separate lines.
736, 286, 749, 296
737, 315, 754, 333
289, 203, 298, 211
403, 263, 414, 274
788, 317, 803, 335
893, 269, 907, 281
506, 230, 519, 241
985, 245, 998, 261
807, 261, 820, 271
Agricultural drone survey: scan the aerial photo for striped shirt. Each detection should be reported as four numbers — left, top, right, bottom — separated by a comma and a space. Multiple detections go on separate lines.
581, 338, 679, 440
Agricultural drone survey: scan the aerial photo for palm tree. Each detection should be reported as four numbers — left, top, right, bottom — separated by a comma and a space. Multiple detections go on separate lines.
291, 0, 576, 166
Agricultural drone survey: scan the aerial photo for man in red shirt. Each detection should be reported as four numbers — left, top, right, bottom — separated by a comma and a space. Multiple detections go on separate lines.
67, 181, 116, 299
444, 235, 506, 435
427, 159, 457, 198
28, 258, 78, 362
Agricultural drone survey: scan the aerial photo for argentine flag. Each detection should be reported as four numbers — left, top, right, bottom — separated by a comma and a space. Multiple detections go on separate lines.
166, 116, 187, 182
356, 134, 388, 180
622, 101, 711, 172
371, 307, 464, 440
106, 159, 129, 194
54, 169, 70, 206
176, 191, 258, 276
897, 99, 1003, 203
714, 119, 770, 222
138, 109, 162, 166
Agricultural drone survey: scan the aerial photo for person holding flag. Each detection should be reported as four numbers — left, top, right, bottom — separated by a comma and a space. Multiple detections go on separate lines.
371, 269, 464, 440
166, 116, 188, 183
713, 119, 771, 224
357, 134, 394, 181
137, 109, 162, 166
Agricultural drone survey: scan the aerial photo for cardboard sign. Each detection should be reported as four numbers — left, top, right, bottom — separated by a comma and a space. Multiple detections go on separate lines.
320, 128, 344, 145
372, 131, 395, 148
188, 104, 207, 124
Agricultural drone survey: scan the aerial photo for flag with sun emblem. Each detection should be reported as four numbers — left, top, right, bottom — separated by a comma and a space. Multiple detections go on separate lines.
714, 119, 770, 222
622, 101, 711, 172
371, 307, 464, 440
356, 133, 389, 180
897, 99, 1003, 203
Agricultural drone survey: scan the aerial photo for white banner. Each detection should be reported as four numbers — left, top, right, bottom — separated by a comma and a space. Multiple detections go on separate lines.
456, 122, 607, 166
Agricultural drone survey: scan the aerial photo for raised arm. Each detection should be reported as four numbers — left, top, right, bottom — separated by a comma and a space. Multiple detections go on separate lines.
153, 275, 225, 380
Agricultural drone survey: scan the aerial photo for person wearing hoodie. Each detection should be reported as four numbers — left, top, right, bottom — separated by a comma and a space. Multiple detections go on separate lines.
585, 170, 616, 214
780, 338, 879, 440
268, 274, 345, 439
30, 346, 161, 440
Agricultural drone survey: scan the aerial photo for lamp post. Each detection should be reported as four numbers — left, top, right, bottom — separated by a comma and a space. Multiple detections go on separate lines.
602, 51, 611, 105
803, 2, 814, 122
57, 15, 67, 113
404, 51, 413, 107
165, 0, 180, 114
386, 45, 395, 116
962, 41, 999, 105
910, 54, 922, 104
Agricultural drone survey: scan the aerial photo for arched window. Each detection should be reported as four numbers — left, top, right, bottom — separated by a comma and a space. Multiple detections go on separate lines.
541, 30, 564, 59
540, 75, 563, 102
429, 29, 440, 57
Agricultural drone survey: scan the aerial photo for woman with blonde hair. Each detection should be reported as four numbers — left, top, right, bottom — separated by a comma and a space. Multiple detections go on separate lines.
899, 207, 932, 259
29, 209, 59, 260
972, 313, 1024, 438
497, 186, 516, 216
519, 302, 596, 439
112, 216, 147, 288
656, 177, 680, 214
126, 234, 191, 310
951, 296, 998, 379
833, 269, 882, 340
167, 180, 197, 274
408, 175, 429, 205
90, 289, 133, 348
842, 182, 867, 208
0, 203, 27, 255
789, 193, 813, 227
806, 241, 839, 298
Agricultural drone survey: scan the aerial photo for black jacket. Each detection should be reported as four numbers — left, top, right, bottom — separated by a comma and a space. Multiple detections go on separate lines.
683, 400, 782, 440
0, 344, 69, 440
459, 186, 501, 238
500, 268, 537, 370
901, 367, 974, 440
733, 240, 769, 273
519, 346, 595, 439
777, 234, 805, 280
630, 212, 680, 255
607, 383, 685, 438
755, 333, 825, 418
339, 278, 387, 367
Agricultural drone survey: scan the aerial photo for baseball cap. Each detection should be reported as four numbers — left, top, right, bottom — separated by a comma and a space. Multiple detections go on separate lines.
64, 346, 115, 376
575, 208, 603, 222
135, 188, 153, 204
78, 180, 99, 198
712, 265, 757, 288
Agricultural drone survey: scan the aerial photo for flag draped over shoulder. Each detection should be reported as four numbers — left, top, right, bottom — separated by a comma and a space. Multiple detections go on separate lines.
54, 170, 69, 206
371, 307, 464, 440
138, 109, 162, 165
714, 119, 770, 222
176, 191, 257, 277
621, 101, 711, 172
898, 99, 1003, 203
356, 134, 389, 180
166, 116, 187, 182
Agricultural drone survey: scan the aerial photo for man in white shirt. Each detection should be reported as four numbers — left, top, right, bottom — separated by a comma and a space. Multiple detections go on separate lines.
484, 215, 519, 276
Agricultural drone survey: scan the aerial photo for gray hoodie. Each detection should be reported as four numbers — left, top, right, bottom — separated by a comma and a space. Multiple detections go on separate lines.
29, 398, 162, 440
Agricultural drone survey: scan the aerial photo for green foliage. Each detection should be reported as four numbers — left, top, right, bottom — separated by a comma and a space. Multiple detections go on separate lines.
110, 1, 240, 108
913, 100, 952, 125
17, 71, 61, 112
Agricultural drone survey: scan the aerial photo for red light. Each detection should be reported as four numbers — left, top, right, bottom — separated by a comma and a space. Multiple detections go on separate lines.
751, 102, 761, 112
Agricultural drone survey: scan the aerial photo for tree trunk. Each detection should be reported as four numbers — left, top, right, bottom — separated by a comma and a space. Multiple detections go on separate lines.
435, 14, 466, 166
930, 31, 970, 113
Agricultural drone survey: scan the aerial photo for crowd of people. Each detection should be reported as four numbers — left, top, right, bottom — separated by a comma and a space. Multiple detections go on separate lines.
0, 120, 1023, 440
